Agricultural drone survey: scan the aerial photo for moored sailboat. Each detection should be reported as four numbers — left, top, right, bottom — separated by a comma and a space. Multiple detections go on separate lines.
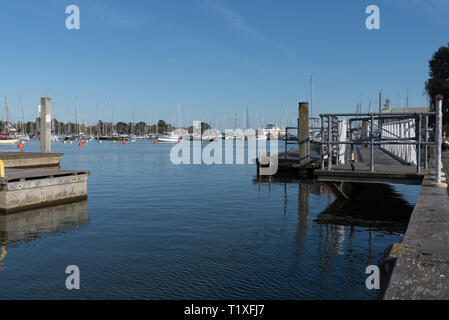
0, 97, 20, 145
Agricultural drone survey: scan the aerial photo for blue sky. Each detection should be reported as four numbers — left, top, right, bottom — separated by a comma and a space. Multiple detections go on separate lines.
0, 0, 448, 128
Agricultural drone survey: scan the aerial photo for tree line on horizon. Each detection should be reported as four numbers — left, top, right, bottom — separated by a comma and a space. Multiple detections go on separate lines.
0, 119, 212, 136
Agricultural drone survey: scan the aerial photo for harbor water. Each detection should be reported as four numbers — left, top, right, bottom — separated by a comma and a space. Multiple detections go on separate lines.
0, 141, 420, 299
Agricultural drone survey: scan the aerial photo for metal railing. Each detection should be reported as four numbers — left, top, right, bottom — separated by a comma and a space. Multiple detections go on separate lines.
283, 118, 322, 154
319, 108, 442, 183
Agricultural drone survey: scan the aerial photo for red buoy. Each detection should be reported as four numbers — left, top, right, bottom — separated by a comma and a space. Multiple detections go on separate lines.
17, 143, 24, 149
78, 142, 84, 147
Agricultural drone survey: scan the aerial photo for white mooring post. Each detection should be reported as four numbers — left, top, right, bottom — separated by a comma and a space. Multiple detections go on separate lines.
435, 95, 443, 185
40, 97, 52, 153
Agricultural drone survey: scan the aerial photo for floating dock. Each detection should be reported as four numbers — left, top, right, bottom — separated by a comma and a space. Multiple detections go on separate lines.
255, 100, 449, 299
314, 147, 426, 185
0, 167, 89, 214
0, 151, 88, 214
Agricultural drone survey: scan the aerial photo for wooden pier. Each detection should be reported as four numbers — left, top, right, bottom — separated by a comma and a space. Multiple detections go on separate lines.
0, 98, 89, 214
0, 167, 89, 214
257, 147, 427, 185
256, 101, 449, 299
314, 147, 426, 185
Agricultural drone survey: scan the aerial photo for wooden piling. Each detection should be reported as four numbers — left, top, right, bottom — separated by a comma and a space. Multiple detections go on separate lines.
40, 97, 52, 153
298, 102, 310, 165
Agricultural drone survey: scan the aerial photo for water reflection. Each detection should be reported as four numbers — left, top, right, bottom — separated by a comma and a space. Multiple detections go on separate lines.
316, 183, 413, 234
0, 201, 88, 270
254, 177, 414, 295
255, 176, 412, 234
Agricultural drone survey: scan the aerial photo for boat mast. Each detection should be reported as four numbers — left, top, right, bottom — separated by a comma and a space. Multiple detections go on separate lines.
310, 75, 313, 118
5, 96, 9, 134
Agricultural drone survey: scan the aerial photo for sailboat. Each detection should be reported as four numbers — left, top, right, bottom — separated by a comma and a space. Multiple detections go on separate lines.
0, 97, 19, 145
158, 131, 181, 143
158, 105, 183, 143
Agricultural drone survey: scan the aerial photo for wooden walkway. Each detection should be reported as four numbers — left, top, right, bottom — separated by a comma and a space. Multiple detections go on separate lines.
0, 152, 63, 159
314, 147, 427, 185
0, 152, 63, 169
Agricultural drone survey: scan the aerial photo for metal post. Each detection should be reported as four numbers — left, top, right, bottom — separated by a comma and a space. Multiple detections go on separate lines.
407, 120, 411, 163
40, 97, 52, 153
349, 120, 353, 155
284, 127, 287, 153
327, 116, 332, 171
379, 91, 382, 139
417, 115, 421, 173
435, 95, 443, 185
321, 116, 325, 170
424, 116, 429, 170
370, 114, 374, 172
336, 120, 340, 165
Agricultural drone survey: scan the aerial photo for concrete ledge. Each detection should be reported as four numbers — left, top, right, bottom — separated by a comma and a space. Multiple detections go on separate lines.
383, 170, 449, 299
0, 171, 89, 214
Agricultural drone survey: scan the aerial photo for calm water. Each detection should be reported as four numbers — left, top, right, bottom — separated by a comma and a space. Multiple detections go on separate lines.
0, 141, 420, 299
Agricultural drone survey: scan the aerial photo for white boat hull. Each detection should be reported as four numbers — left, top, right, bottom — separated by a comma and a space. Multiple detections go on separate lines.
158, 137, 180, 143
0, 138, 19, 145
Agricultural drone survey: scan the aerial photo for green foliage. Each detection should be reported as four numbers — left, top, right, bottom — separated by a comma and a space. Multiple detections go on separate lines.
425, 43, 449, 125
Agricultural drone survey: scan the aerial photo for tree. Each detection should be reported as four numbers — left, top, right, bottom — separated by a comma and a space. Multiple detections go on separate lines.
157, 120, 174, 133
187, 122, 211, 134
115, 122, 129, 134
135, 121, 147, 135
425, 43, 449, 125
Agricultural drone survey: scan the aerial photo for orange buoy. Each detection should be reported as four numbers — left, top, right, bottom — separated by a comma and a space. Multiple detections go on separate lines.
123, 141, 128, 145
78, 142, 84, 147
17, 143, 24, 149
154, 140, 158, 144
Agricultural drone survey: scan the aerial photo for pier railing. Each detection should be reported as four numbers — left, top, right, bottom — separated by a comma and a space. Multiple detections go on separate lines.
319, 101, 444, 184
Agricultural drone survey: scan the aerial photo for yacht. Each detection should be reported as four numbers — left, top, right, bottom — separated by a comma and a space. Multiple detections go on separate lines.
263, 123, 281, 140
157, 132, 181, 143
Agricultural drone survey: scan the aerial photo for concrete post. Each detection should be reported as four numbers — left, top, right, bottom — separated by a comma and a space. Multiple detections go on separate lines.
298, 102, 310, 165
40, 97, 52, 153
435, 95, 443, 185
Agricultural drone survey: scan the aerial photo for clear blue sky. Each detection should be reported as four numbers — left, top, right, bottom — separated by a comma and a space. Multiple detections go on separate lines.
0, 0, 448, 128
